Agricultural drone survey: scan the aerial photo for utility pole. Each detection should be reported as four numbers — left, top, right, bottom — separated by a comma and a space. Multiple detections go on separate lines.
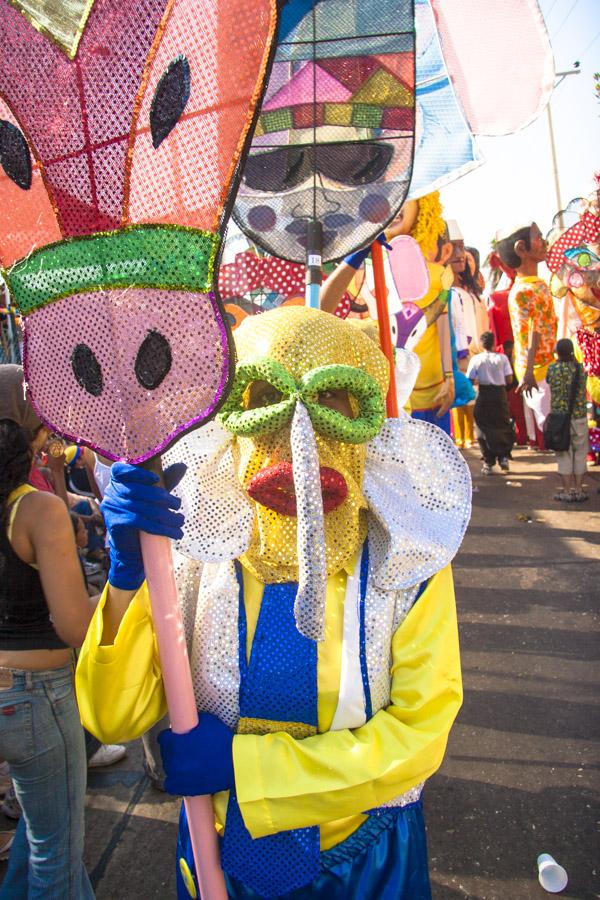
547, 67, 580, 230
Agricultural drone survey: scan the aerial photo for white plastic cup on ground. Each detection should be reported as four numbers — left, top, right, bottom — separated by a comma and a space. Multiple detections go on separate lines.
537, 853, 568, 893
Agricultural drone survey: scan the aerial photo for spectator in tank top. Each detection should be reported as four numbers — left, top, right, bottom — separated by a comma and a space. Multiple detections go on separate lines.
0, 364, 96, 898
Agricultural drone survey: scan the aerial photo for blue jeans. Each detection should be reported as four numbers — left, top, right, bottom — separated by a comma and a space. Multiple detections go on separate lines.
0, 664, 94, 899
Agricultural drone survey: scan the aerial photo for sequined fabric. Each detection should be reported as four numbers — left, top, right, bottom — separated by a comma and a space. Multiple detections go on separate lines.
290, 401, 327, 641
219, 358, 385, 444
364, 415, 472, 591
24, 287, 230, 463
188, 561, 241, 731
0, 0, 277, 461
222, 576, 321, 897
165, 423, 254, 565
228, 308, 387, 589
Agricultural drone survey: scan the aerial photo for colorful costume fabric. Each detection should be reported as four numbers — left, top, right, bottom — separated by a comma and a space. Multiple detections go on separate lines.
507, 275, 557, 381
546, 189, 600, 406
0, 0, 277, 464
233, 0, 417, 263
77, 307, 470, 899
546, 362, 588, 419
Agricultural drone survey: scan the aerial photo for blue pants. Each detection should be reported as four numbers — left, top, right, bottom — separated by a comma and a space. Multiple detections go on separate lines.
0, 665, 94, 899
411, 407, 451, 435
177, 802, 431, 899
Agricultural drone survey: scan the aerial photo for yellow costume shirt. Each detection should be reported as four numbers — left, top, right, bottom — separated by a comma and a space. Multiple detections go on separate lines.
409, 268, 448, 411
76, 564, 461, 849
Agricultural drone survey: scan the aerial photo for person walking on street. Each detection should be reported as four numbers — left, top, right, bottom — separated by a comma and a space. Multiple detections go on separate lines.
547, 338, 589, 502
467, 331, 515, 475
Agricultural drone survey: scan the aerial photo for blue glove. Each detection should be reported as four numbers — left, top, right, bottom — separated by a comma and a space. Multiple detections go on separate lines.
159, 713, 235, 796
101, 462, 186, 590
344, 233, 391, 269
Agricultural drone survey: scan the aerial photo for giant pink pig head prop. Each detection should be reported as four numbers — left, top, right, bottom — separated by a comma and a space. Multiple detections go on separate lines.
0, 0, 277, 461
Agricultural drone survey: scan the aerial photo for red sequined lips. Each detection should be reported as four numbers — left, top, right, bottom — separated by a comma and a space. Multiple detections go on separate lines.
248, 462, 347, 516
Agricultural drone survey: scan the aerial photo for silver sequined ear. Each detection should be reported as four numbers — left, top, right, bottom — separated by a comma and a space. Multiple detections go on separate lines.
364, 415, 471, 590
165, 421, 254, 563
291, 401, 327, 641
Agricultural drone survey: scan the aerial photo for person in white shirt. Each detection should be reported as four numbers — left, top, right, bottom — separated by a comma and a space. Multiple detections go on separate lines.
467, 332, 515, 474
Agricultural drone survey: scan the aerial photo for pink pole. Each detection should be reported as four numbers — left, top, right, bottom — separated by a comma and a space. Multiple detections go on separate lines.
140, 530, 228, 900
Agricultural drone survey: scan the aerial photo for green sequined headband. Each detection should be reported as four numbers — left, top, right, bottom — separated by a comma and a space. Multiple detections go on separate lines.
6, 224, 220, 315
218, 357, 385, 443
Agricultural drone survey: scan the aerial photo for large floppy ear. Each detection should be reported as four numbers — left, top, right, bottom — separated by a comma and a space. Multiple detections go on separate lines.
164, 421, 254, 563
363, 415, 471, 590
0, 98, 61, 268
126, 0, 277, 233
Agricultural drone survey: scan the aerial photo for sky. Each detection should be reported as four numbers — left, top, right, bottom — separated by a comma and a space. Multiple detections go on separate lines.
439, 0, 600, 261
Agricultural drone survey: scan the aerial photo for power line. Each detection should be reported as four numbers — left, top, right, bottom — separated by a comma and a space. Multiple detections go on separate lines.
551, 0, 581, 37
544, 0, 561, 20
580, 29, 600, 60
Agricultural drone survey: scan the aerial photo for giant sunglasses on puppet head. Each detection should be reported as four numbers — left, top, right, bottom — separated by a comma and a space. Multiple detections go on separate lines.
233, 0, 415, 264
0, 0, 276, 462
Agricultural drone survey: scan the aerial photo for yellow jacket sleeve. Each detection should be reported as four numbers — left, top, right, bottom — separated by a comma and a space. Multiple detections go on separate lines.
233, 564, 462, 838
76, 582, 167, 743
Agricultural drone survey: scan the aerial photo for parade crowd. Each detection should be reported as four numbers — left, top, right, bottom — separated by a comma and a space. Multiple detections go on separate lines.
0, 191, 598, 899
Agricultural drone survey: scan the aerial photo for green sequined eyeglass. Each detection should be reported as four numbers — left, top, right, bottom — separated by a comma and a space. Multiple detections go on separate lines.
218, 357, 385, 443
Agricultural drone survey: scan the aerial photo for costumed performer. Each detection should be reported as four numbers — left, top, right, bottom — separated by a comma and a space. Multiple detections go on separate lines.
485, 252, 529, 447
546, 183, 600, 408
320, 193, 457, 434
76, 306, 471, 900
446, 225, 488, 448
495, 222, 557, 431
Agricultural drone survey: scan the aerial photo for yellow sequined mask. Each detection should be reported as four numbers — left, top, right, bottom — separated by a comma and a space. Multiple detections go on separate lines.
220, 307, 389, 583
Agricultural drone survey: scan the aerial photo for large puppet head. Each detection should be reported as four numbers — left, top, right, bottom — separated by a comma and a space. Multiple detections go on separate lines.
219, 306, 388, 588
233, 0, 416, 263
346, 191, 452, 351
168, 305, 471, 641
547, 186, 600, 401
0, 0, 276, 462
386, 191, 448, 262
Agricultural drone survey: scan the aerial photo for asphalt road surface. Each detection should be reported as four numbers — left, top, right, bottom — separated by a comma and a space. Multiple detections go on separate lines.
1, 447, 598, 899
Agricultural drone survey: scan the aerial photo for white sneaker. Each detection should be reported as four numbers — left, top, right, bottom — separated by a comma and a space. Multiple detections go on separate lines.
88, 744, 127, 768
481, 463, 493, 475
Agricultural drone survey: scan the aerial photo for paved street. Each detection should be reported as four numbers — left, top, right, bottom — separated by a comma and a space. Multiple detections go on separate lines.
2, 448, 598, 899
428, 449, 599, 900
